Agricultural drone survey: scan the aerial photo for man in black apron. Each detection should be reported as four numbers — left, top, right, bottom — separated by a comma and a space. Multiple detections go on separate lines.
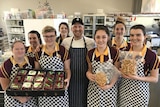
61, 18, 95, 107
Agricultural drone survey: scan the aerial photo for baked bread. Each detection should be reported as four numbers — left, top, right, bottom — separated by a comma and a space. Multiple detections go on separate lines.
121, 59, 137, 75
95, 71, 107, 87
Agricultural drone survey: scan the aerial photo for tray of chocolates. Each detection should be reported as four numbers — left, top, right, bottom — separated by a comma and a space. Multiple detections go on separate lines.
6, 69, 65, 96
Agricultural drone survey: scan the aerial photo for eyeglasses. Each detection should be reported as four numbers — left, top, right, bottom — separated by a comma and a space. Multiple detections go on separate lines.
43, 35, 56, 38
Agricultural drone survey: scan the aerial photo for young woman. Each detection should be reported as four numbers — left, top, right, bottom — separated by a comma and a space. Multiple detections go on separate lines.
0, 40, 39, 107
37, 26, 71, 107
26, 30, 42, 60
86, 26, 119, 106
56, 22, 70, 45
109, 16, 130, 50
118, 24, 160, 107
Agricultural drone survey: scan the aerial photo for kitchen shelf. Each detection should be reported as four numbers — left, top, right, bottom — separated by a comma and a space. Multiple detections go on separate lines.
83, 14, 106, 38
5, 19, 25, 46
0, 28, 8, 53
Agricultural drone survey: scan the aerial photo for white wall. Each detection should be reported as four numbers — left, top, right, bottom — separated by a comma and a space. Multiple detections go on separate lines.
0, 0, 134, 33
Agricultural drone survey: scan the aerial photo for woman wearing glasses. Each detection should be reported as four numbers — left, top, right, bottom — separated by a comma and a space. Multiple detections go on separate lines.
37, 26, 71, 107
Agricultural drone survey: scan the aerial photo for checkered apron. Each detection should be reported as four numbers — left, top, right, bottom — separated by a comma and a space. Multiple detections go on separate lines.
87, 47, 118, 107
118, 59, 149, 107
4, 59, 38, 107
38, 50, 69, 107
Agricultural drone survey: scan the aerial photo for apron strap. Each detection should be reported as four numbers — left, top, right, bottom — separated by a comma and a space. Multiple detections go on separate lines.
108, 47, 111, 60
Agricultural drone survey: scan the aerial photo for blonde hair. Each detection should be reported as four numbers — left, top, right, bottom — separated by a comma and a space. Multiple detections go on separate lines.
116, 16, 126, 24
42, 25, 57, 35
113, 16, 126, 29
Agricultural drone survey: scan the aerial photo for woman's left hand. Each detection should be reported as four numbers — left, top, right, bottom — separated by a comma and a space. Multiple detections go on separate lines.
99, 84, 112, 90
14, 96, 31, 103
122, 73, 139, 80
64, 78, 70, 89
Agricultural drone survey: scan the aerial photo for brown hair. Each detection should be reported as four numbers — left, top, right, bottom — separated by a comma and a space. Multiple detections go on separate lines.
42, 25, 57, 36
11, 40, 25, 50
28, 30, 42, 44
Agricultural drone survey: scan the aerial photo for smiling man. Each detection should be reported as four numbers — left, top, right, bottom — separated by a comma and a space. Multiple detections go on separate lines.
61, 18, 95, 107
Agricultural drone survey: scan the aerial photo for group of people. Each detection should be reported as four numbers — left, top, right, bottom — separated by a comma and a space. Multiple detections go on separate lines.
0, 17, 159, 107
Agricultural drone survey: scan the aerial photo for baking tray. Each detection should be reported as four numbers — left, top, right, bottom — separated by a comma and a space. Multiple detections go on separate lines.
6, 69, 65, 96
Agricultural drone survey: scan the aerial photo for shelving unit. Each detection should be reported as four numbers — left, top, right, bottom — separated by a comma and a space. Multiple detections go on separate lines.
83, 14, 106, 38
5, 19, 25, 46
0, 28, 8, 53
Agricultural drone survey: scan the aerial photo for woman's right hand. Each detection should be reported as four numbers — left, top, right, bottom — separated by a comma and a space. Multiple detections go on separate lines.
14, 96, 31, 103
86, 71, 95, 82
34, 45, 42, 53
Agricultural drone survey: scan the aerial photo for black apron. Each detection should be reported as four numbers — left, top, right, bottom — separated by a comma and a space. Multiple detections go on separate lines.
68, 37, 88, 107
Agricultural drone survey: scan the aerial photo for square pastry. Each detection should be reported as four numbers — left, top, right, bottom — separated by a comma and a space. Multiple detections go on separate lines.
13, 75, 25, 83
28, 70, 37, 76
34, 76, 44, 82
45, 77, 54, 83
10, 83, 21, 90
56, 72, 64, 77
17, 70, 28, 76
37, 71, 46, 76
47, 71, 55, 78
33, 82, 43, 90
54, 82, 64, 89
24, 76, 34, 82
22, 82, 32, 90
44, 83, 53, 90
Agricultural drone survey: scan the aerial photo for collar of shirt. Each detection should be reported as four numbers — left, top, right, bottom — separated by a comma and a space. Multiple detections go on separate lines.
94, 47, 108, 63
112, 38, 128, 49
42, 43, 59, 56
27, 46, 33, 53
129, 45, 147, 57
10, 56, 29, 68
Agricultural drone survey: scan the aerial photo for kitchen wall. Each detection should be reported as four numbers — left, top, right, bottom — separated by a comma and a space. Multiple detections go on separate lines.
0, 0, 134, 33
